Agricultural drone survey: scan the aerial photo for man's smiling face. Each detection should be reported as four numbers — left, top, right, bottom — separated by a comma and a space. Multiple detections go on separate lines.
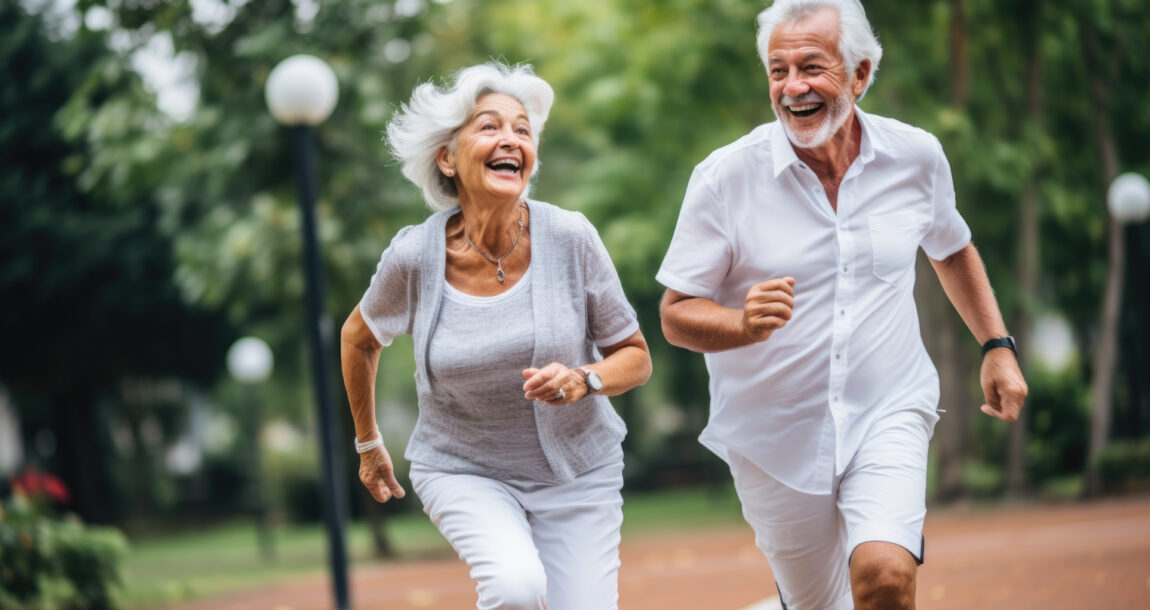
767, 7, 858, 149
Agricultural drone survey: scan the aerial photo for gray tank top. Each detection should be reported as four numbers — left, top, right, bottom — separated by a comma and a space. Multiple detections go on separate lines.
421, 267, 554, 481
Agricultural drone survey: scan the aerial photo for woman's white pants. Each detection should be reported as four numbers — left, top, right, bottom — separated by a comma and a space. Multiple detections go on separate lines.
410, 451, 624, 610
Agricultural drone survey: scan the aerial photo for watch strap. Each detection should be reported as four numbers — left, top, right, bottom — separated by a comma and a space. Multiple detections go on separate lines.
981, 336, 1017, 357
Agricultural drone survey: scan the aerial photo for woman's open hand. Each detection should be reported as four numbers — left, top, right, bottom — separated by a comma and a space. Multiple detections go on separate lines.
359, 445, 406, 503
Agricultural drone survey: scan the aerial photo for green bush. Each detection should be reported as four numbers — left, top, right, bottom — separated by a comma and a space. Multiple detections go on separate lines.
1, 485, 128, 609
1094, 438, 1150, 492
265, 449, 322, 524
1024, 368, 1090, 486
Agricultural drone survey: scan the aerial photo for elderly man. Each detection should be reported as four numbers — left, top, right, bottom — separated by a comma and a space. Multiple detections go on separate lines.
657, 1, 1027, 608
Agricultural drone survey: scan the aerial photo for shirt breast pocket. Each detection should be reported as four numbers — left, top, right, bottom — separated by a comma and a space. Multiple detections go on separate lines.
868, 212, 925, 286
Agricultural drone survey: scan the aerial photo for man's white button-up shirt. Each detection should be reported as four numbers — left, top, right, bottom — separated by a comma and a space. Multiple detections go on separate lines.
657, 108, 971, 494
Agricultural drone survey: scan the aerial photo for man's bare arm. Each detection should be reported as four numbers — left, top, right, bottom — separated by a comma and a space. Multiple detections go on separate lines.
930, 243, 1028, 422
659, 277, 795, 354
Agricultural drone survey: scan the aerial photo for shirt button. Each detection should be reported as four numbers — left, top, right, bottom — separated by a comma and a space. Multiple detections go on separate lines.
835, 353, 841, 360
842, 265, 848, 272
833, 396, 840, 402
840, 309, 846, 316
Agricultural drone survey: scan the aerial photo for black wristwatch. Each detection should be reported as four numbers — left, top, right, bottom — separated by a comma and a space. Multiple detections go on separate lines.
981, 336, 1017, 358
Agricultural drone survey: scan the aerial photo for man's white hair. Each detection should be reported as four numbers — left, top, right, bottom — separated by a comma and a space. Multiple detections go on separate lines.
756, 0, 883, 98
385, 61, 555, 212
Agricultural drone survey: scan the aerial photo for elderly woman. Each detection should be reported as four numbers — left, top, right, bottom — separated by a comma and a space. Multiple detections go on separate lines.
340, 62, 652, 610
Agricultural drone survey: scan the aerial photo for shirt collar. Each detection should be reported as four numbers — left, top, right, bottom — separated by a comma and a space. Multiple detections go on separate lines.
770, 106, 889, 178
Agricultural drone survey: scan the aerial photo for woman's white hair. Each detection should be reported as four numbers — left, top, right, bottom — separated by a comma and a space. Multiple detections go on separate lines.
385, 61, 555, 212
755, 0, 883, 99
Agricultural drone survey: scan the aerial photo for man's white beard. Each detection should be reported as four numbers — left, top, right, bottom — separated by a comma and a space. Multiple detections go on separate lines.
774, 87, 854, 149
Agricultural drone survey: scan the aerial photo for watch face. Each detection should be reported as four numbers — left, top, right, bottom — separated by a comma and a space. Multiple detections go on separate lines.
585, 370, 603, 392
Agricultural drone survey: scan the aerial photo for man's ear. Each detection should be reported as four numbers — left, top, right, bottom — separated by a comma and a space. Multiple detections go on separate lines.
852, 59, 872, 98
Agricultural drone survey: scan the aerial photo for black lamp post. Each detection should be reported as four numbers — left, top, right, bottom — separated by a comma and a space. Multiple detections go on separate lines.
265, 54, 350, 609
226, 336, 276, 561
1088, 172, 1150, 495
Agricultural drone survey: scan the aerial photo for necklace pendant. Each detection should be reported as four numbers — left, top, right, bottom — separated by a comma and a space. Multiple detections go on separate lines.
463, 204, 525, 285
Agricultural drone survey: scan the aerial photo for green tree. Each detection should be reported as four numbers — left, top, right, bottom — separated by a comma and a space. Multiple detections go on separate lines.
9, 0, 1149, 526
0, 2, 235, 522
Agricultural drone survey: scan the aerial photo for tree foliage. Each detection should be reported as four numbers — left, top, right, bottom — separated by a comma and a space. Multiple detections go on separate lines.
0, 2, 235, 521
4, 0, 1150, 523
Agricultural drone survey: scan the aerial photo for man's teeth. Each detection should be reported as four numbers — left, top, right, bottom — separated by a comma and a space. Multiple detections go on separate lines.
790, 103, 821, 112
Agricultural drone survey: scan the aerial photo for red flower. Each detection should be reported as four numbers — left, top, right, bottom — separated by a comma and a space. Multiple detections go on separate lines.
9, 468, 70, 505
41, 476, 70, 504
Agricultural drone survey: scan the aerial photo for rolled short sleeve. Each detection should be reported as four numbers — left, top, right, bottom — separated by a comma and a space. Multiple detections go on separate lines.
358, 225, 420, 346
655, 168, 732, 299
578, 216, 640, 347
920, 138, 971, 260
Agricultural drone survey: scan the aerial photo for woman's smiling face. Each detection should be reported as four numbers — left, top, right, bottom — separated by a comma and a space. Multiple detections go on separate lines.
440, 93, 537, 206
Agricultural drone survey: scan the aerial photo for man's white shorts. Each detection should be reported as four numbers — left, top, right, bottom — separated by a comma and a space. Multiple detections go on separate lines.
729, 409, 934, 610
410, 447, 625, 610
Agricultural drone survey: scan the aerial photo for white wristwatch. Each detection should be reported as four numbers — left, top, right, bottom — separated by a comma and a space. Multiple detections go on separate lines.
577, 368, 603, 394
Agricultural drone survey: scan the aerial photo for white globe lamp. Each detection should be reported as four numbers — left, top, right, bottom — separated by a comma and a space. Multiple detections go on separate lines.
1107, 172, 1150, 225
225, 336, 275, 561
1030, 314, 1075, 373
227, 337, 274, 383
265, 55, 339, 126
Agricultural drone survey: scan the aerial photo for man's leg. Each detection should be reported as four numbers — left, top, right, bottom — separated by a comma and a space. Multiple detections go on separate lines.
850, 541, 918, 609
729, 451, 853, 610
838, 409, 935, 610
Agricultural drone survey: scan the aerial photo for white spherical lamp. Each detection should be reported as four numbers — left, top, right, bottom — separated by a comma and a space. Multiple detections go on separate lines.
1107, 172, 1150, 224
227, 337, 274, 383
1030, 314, 1076, 373
265, 55, 339, 126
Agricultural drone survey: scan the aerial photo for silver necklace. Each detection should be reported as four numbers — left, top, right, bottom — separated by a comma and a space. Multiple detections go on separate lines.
464, 205, 526, 283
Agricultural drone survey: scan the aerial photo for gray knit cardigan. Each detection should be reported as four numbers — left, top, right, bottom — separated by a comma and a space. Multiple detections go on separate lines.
360, 199, 637, 483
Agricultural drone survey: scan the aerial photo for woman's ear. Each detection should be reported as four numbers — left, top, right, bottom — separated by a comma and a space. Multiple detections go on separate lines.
436, 147, 455, 177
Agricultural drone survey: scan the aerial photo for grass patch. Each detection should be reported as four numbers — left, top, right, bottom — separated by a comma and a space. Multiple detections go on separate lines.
1039, 474, 1084, 499
122, 514, 447, 608
622, 482, 744, 535
120, 483, 746, 608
